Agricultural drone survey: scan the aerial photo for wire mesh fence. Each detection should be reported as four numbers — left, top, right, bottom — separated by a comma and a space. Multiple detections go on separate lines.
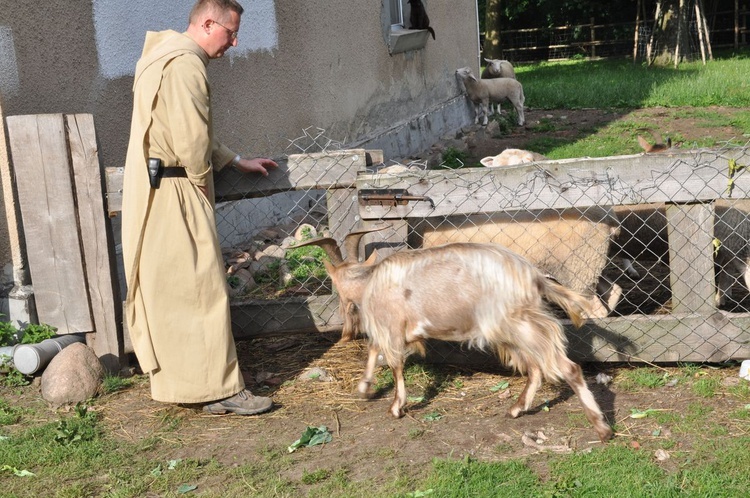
198, 134, 750, 365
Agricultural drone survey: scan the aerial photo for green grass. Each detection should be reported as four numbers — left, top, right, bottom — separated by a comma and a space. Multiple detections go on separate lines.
518, 53, 750, 109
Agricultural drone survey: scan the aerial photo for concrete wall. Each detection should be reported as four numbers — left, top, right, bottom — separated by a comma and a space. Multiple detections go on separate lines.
0, 0, 479, 315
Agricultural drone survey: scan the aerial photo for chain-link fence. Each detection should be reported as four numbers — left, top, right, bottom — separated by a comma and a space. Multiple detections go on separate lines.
198, 135, 750, 365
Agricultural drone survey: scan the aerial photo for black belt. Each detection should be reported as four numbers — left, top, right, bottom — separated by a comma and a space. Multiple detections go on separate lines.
161, 167, 188, 178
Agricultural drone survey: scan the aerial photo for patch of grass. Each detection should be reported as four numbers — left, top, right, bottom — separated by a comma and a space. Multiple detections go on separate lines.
529, 116, 558, 132
0, 398, 22, 425
616, 367, 670, 391
302, 468, 332, 484
418, 457, 542, 496
101, 373, 133, 394
521, 56, 750, 109
692, 376, 720, 398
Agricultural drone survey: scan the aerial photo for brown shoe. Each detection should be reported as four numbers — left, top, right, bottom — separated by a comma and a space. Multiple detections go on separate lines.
203, 389, 273, 415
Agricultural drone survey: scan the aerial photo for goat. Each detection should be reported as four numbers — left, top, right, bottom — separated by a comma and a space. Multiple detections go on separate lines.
456, 66, 525, 126
302, 237, 614, 443
412, 207, 623, 318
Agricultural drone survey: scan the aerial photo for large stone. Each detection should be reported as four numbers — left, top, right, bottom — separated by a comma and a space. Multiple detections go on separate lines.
41, 342, 104, 407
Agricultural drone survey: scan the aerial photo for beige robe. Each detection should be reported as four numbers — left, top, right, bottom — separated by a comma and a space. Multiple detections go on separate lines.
121, 30, 243, 403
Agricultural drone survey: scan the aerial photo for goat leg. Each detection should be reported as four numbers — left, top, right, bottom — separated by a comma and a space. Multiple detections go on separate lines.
389, 362, 407, 418
507, 362, 543, 418
560, 359, 613, 442
357, 344, 381, 399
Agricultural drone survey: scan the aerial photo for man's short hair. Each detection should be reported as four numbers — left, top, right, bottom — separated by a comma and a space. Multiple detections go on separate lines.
189, 0, 244, 24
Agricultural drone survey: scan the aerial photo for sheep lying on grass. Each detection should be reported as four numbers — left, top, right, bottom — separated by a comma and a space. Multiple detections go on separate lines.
301, 236, 613, 443
456, 66, 525, 126
480, 148, 548, 167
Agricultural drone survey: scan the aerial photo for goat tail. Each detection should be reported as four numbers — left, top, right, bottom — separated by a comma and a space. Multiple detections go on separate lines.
541, 279, 592, 328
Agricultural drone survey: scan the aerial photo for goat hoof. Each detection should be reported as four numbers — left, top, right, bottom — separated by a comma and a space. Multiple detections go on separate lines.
598, 426, 614, 443
506, 407, 523, 419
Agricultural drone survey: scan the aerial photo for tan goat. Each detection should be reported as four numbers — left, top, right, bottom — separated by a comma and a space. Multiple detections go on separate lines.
302, 236, 614, 443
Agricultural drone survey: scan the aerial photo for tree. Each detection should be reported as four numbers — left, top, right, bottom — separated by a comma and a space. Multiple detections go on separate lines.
647, 0, 712, 66
483, 0, 503, 59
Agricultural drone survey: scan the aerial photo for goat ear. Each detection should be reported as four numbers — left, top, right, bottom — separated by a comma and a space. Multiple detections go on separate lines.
323, 258, 336, 275
363, 250, 379, 266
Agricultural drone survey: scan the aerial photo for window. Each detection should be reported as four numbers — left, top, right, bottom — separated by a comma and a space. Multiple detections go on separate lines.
390, 0, 404, 28
386, 0, 430, 54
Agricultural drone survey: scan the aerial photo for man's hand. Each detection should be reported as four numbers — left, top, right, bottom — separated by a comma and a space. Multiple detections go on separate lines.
233, 157, 278, 176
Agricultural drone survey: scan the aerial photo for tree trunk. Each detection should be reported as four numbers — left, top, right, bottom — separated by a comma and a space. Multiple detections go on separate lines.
483, 0, 503, 60
647, 0, 693, 66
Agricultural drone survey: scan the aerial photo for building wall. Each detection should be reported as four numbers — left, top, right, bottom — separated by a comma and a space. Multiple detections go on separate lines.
0, 0, 479, 299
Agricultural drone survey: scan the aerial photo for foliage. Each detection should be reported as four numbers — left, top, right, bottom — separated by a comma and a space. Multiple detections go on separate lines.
439, 147, 472, 169
2, 368, 30, 387
19, 323, 56, 344
0, 315, 17, 346
101, 374, 133, 394
285, 245, 328, 285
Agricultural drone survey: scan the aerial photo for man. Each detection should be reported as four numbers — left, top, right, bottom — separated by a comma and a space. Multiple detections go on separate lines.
122, 0, 276, 415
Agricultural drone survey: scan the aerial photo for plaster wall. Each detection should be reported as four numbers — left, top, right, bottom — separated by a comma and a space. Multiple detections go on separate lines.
0, 0, 479, 293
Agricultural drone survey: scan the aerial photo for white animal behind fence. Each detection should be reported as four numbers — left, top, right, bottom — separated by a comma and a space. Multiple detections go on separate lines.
455, 66, 525, 126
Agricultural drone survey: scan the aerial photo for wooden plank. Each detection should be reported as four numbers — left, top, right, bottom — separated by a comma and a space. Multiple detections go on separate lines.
213, 149, 368, 202
356, 149, 750, 219
326, 188, 359, 253
106, 149, 380, 213
6, 114, 93, 333
229, 296, 343, 338
66, 114, 123, 371
667, 203, 716, 314
104, 166, 123, 216
571, 312, 750, 362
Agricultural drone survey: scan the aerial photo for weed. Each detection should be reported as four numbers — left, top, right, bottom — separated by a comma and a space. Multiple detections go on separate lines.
19, 323, 56, 344
101, 374, 133, 394
439, 147, 469, 169
2, 368, 30, 387
408, 428, 425, 439
531, 117, 558, 133
302, 468, 331, 484
617, 367, 669, 391
692, 376, 720, 398
285, 244, 329, 285
0, 398, 22, 425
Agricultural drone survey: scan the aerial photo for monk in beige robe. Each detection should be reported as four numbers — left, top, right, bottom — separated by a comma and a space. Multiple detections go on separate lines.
122, 0, 276, 414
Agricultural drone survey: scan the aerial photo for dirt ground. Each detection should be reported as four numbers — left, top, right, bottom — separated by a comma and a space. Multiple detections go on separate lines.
6, 106, 750, 493
423, 106, 749, 166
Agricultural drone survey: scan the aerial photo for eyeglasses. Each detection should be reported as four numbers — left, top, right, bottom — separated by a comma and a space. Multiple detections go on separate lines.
212, 20, 238, 39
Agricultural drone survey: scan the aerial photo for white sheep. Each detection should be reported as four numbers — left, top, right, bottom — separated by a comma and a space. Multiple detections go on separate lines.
456, 66, 525, 127
480, 58, 516, 80
313, 239, 613, 443
412, 207, 622, 318
480, 148, 548, 167
480, 59, 516, 115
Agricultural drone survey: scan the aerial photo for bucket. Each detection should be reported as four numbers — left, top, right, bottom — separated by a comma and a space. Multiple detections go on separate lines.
13, 334, 86, 375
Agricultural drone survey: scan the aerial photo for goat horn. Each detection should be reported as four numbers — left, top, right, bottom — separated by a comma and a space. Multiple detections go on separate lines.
343, 225, 390, 262
291, 237, 344, 266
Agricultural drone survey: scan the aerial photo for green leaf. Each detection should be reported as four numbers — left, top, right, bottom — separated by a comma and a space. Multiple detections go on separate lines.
1, 465, 35, 477
407, 396, 425, 403
177, 484, 197, 494
288, 425, 332, 453
167, 459, 181, 470
423, 412, 442, 422
490, 381, 510, 392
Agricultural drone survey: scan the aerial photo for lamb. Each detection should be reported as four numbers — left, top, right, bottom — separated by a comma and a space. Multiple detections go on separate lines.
304, 237, 613, 443
480, 148, 548, 167
456, 66, 525, 126
480, 58, 516, 80
411, 207, 623, 318
480, 59, 516, 115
